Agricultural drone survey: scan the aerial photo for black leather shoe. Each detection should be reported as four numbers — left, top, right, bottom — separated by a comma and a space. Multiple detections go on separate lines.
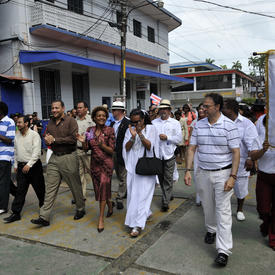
31, 217, 50, 226
71, 199, 76, 204
74, 210, 86, 220
4, 213, 21, 223
215, 253, 228, 266
161, 204, 169, 212
204, 232, 216, 244
116, 201, 124, 210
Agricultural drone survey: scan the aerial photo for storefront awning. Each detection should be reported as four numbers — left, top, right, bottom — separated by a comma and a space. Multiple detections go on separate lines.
19, 51, 193, 84
0, 74, 32, 84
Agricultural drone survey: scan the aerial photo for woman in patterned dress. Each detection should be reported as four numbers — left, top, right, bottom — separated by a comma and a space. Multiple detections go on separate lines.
78, 106, 115, 233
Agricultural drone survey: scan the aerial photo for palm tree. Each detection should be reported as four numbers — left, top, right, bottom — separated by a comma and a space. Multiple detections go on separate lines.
232, 60, 242, 70
220, 64, 228, 69
248, 55, 265, 77
205, 58, 215, 64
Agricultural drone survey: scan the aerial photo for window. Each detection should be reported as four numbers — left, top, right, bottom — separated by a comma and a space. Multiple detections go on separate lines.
68, 0, 83, 15
72, 73, 90, 110
133, 19, 142, 38
147, 26, 155, 43
39, 70, 61, 119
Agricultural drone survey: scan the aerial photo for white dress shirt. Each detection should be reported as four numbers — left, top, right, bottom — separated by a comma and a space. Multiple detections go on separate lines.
234, 114, 258, 177
76, 114, 95, 147
113, 117, 124, 138
190, 113, 240, 170
14, 128, 41, 168
252, 115, 275, 174
152, 117, 182, 160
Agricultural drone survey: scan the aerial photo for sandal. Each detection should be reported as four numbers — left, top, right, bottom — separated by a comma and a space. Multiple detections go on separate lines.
130, 227, 141, 238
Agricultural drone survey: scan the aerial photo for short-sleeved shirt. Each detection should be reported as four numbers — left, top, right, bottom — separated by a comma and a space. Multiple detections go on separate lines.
252, 114, 275, 174
46, 115, 78, 154
234, 114, 258, 177
76, 114, 95, 147
0, 115, 15, 162
190, 113, 240, 170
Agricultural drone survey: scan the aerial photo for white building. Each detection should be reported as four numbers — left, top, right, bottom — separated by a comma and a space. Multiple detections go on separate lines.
0, 0, 192, 118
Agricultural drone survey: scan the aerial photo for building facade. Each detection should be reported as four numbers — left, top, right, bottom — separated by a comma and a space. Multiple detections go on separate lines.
170, 62, 255, 107
0, 0, 192, 118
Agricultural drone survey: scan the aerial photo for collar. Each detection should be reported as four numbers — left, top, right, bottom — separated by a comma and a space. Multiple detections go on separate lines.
76, 114, 89, 121
114, 117, 124, 123
207, 112, 223, 126
235, 113, 244, 123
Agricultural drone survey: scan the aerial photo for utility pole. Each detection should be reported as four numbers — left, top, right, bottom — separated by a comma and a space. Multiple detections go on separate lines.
120, 0, 127, 103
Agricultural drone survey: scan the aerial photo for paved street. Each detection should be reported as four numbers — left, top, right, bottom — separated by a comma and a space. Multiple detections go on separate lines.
0, 166, 274, 275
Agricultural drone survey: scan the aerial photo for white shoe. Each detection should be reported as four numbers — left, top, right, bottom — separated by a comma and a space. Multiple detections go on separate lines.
237, 211, 245, 221
0, 209, 7, 215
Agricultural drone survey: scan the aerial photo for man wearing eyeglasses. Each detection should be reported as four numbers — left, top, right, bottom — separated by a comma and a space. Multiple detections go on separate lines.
184, 93, 240, 267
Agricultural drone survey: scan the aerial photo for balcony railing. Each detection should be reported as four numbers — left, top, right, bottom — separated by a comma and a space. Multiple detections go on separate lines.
31, 2, 168, 62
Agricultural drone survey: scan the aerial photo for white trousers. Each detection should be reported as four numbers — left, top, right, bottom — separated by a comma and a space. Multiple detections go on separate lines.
234, 176, 249, 199
125, 172, 155, 230
196, 168, 233, 255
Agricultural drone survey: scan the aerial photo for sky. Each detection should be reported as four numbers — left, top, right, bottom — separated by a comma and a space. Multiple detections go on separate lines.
163, 0, 275, 74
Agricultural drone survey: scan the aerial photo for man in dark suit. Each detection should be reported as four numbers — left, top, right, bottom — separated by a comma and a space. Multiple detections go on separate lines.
110, 101, 130, 209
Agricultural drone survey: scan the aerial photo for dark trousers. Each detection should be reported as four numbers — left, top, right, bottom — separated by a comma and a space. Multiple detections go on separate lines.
256, 171, 275, 247
11, 160, 45, 215
10, 180, 17, 196
0, 160, 11, 209
158, 156, 176, 206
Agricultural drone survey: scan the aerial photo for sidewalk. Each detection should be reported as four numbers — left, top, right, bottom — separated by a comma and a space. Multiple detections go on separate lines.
1, 166, 275, 274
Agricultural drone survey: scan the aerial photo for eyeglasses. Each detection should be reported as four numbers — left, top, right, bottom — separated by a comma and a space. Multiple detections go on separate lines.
130, 120, 141, 125
202, 104, 215, 109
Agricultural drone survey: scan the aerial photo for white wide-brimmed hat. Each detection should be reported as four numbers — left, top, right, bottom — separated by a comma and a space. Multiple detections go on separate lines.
111, 101, 125, 110
158, 99, 171, 109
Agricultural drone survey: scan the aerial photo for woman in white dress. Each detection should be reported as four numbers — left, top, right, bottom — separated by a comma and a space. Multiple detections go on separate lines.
123, 109, 159, 237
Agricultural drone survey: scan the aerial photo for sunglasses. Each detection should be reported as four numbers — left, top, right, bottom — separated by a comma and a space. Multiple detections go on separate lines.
130, 120, 142, 126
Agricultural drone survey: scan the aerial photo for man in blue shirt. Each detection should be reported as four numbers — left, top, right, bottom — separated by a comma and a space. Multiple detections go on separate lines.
0, 101, 15, 214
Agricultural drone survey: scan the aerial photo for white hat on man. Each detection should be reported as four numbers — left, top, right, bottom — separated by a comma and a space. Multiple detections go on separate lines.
158, 99, 171, 109
111, 101, 125, 110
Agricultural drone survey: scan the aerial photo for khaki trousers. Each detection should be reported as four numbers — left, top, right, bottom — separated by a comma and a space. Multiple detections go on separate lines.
196, 167, 233, 255
113, 152, 127, 202
77, 149, 91, 199
40, 151, 85, 221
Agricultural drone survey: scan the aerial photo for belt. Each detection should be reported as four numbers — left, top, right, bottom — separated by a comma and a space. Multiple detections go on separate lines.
203, 164, 232, 172
53, 150, 75, 156
18, 162, 27, 166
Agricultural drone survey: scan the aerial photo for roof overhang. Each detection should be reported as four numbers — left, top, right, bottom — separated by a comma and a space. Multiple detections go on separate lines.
174, 69, 255, 83
19, 51, 193, 84
130, 0, 182, 32
0, 74, 32, 84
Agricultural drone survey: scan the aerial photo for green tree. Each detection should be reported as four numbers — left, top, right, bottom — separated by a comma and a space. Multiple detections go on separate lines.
232, 60, 242, 70
248, 55, 265, 77
220, 64, 228, 69
205, 58, 215, 64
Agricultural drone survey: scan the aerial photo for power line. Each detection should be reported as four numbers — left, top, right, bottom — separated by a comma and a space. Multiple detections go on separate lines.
194, 0, 275, 19
1, 58, 19, 74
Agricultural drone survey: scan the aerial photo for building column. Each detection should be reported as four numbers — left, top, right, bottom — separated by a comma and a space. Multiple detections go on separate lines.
232, 73, 236, 89
194, 76, 197, 91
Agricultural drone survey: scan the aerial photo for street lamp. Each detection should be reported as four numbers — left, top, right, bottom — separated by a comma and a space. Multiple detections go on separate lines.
113, 0, 164, 104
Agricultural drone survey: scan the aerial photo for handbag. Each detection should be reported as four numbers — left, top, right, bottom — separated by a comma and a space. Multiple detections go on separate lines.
135, 146, 163, 176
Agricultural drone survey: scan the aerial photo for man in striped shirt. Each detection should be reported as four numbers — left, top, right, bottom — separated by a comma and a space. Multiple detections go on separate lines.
185, 93, 240, 267
0, 102, 15, 214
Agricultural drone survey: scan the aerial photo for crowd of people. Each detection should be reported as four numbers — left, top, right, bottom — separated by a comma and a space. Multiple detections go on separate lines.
0, 92, 274, 267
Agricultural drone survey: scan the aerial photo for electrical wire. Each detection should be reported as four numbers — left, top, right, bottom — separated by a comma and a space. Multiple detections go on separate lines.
1, 58, 19, 74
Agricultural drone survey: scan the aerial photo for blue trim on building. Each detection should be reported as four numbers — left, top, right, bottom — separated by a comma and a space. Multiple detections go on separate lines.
170, 63, 221, 70
19, 50, 193, 84
29, 25, 168, 64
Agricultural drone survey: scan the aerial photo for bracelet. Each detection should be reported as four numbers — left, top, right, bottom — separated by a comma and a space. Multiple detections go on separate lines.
185, 168, 192, 172
230, 174, 237, 180
130, 137, 135, 143
139, 134, 145, 140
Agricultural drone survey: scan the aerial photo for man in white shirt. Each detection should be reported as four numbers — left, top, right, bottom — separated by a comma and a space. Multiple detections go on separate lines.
222, 99, 258, 221
4, 115, 45, 223
185, 93, 240, 267
152, 99, 182, 212
75, 101, 95, 203
110, 101, 130, 210
251, 114, 275, 251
